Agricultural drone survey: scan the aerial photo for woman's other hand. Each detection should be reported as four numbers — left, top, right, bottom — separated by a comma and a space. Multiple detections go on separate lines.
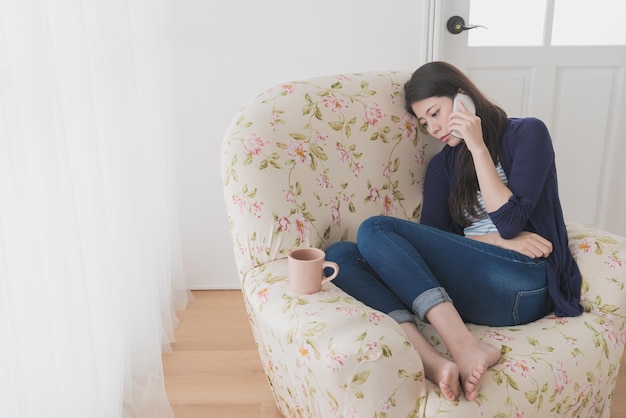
468, 231, 553, 258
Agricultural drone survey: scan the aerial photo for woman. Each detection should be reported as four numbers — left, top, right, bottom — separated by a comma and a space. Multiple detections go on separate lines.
325, 61, 582, 402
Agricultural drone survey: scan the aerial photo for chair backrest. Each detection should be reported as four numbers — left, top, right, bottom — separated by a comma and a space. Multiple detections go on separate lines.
221, 71, 442, 277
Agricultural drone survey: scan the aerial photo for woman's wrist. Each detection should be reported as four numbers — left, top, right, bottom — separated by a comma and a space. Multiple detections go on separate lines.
468, 143, 490, 159
467, 233, 502, 247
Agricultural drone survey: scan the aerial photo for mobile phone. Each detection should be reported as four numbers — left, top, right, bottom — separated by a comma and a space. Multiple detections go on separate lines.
451, 93, 476, 139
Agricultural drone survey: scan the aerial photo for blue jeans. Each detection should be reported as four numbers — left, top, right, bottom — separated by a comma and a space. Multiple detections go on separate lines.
325, 216, 552, 327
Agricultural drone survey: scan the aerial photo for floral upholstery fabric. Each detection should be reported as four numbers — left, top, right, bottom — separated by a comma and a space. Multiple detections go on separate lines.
221, 71, 626, 417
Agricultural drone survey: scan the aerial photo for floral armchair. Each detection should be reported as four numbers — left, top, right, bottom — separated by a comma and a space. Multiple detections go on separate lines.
220, 71, 626, 417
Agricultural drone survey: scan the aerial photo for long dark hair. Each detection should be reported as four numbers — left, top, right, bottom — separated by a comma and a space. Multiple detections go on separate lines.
405, 61, 509, 227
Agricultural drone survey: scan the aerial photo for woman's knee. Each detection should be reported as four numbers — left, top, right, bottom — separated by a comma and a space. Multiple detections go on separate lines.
325, 241, 360, 263
357, 215, 392, 241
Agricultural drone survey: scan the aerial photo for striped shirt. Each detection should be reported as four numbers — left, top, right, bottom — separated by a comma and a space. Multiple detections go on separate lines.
463, 162, 508, 236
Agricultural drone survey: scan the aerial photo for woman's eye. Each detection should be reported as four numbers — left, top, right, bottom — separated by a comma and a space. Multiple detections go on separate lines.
432, 111, 439, 118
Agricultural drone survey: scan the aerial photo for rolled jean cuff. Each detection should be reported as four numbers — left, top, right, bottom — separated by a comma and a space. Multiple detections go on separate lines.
412, 287, 453, 322
387, 309, 416, 324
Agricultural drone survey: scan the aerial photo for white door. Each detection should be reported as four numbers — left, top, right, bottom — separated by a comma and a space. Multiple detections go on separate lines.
432, 0, 626, 237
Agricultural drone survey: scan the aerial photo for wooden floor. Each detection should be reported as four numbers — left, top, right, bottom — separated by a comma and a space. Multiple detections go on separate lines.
163, 290, 626, 417
162, 290, 282, 418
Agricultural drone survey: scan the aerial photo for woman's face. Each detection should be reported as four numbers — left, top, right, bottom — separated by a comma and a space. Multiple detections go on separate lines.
411, 96, 463, 147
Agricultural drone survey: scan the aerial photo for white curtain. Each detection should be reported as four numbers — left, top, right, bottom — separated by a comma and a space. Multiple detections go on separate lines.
0, 0, 188, 417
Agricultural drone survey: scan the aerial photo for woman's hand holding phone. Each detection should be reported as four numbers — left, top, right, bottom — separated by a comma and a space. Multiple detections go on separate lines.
450, 94, 485, 155
451, 93, 476, 139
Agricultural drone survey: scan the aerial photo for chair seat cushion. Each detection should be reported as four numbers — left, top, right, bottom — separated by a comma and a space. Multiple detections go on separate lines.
241, 251, 625, 417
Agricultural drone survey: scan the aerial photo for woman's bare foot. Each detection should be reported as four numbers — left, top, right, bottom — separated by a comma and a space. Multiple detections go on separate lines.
452, 340, 501, 401
425, 302, 502, 402
400, 322, 461, 400
424, 354, 461, 400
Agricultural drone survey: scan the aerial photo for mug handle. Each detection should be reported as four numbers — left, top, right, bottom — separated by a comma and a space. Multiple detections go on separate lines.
321, 261, 339, 284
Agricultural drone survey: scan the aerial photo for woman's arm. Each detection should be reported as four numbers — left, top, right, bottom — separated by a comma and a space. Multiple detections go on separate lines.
449, 100, 513, 213
488, 118, 556, 238
420, 152, 454, 232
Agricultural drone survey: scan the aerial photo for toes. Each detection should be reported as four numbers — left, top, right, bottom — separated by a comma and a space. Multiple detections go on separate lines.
468, 365, 485, 385
440, 381, 459, 401
463, 365, 487, 401
465, 388, 479, 402
440, 382, 453, 400
464, 379, 477, 396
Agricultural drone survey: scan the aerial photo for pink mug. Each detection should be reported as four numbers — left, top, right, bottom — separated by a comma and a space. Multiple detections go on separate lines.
288, 248, 339, 294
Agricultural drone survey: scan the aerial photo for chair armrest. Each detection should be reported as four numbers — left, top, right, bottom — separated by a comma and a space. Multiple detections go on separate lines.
567, 221, 626, 318
240, 259, 427, 417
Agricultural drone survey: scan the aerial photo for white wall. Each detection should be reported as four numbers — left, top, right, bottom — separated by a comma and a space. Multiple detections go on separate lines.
167, 0, 431, 288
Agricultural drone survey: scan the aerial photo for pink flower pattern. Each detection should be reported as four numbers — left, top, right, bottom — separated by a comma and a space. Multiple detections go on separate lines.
232, 193, 263, 218
336, 142, 351, 164
382, 163, 392, 179
364, 103, 386, 126
368, 311, 384, 325
381, 190, 397, 216
553, 361, 571, 395
315, 132, 329, 144
284, 189, 296, 203
573, 237, 597, 257
505, 358, 535, 378
323, 94, 348, 112
378, 393, 393, 412
277, 216, 290, 232
288, 140, 311, 166
398, 113, 418, 142
293, 214, 308, 243
317, 172, 331, 189
336, 307, 364, 317
368, 187, 380, 203
281, 84, 295, 94
256, 287, 270, 304
606, 253, 624, 268
243, 133, 269, 155
326, 353, 347, 373
486, 331, 514, 343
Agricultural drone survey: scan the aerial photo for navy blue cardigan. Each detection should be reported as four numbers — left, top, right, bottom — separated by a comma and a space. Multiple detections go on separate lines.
421, 117, 583, 317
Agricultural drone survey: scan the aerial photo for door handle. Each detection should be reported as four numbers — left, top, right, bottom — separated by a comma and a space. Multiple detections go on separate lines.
447, 16, 486, 34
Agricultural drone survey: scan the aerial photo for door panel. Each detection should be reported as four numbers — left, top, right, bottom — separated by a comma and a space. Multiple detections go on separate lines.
553, 68, 616, 224
433, 0, 626, 236
467, 68, 532, 117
